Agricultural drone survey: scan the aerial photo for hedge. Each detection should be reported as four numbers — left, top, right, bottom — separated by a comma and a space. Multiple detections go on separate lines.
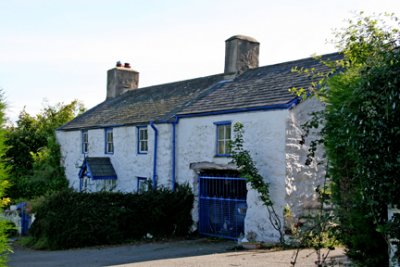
29, 184, 194, 249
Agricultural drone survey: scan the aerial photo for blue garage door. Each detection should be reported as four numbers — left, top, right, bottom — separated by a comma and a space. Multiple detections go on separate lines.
198, 176, 247, 240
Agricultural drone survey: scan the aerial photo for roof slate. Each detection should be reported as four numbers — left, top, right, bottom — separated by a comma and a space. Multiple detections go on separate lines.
59, 52, 342, 131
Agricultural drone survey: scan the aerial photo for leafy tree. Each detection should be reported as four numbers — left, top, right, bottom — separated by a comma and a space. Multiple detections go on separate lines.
293, 13, 400, 266
0, 90, 12, 266
4, 100, 85, 200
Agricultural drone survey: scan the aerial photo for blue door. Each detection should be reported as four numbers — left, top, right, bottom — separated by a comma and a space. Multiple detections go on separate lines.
198, 176, 247, 240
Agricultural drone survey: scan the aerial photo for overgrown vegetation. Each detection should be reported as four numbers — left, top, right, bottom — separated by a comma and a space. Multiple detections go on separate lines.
28, 184, 194, 250
288, 176, 340, 267
231, 122, 285, 245
4, 100, 85, 200
291, 12, 400, 266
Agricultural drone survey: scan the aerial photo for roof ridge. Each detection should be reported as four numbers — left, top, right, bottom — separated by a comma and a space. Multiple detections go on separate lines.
135, 73, 225, 91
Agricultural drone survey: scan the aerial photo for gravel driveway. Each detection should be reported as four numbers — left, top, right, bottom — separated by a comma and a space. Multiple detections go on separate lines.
8, 239, 347, 267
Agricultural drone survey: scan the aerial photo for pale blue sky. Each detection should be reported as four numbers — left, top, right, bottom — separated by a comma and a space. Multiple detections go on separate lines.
1, 0, 399, 122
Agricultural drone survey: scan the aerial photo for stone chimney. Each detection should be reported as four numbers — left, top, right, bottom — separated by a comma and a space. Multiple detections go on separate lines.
224, 35, 260, 75
106, 62, 139, 99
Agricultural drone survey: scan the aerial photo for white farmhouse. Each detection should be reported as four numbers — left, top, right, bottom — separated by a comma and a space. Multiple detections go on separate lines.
57, 35, 340, 242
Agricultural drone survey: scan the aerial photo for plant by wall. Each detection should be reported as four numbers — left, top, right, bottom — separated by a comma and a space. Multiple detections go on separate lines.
291, 13, 400, 266
231, 122, 285, 245
289, 175, 341, 267
28, 184, 194, 250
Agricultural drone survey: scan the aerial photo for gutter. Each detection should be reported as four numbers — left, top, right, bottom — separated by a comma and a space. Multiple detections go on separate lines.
150, 121, 158, 190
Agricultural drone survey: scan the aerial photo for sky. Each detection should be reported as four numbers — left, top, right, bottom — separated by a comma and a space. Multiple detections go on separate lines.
1, 0, 399, 123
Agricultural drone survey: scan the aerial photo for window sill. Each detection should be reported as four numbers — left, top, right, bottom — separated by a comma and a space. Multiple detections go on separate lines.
215, 154, 232, 158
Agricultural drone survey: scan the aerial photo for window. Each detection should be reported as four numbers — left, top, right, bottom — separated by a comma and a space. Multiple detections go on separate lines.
137, 126, 148, 154
82, 178, 116, 192
95, 179, 116, 192
137, 177, 148, 193
105, 128, 114, 154
82, 130, 88, 154
214, 121, 232, 156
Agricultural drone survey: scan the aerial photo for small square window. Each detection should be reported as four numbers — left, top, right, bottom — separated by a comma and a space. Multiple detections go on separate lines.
137, 126, 148, 154
105, 128, 114, 154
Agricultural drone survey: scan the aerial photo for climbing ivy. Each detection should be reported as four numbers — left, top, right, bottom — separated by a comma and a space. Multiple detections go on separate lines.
231, 122, 285, 245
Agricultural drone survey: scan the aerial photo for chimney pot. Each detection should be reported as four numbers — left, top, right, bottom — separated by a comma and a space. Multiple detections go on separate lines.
116, 61, 122, 67
124, 63, 131, 68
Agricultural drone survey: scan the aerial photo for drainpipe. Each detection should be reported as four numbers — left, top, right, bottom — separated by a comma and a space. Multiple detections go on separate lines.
171, 116, 179, 191
150, 121, 158, 190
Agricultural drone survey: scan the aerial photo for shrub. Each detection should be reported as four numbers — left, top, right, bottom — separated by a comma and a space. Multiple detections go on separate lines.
29, 184, 194, 249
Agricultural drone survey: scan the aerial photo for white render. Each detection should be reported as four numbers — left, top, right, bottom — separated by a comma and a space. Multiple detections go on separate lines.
285, 98, 326, 221
57, 98, 324, 243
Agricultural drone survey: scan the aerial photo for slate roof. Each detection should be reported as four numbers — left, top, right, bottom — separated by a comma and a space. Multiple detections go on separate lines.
79, 157, 117, 180
59, 52, 342, 131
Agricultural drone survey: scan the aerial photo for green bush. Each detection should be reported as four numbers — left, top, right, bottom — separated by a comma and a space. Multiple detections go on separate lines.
29, 184, 194, 249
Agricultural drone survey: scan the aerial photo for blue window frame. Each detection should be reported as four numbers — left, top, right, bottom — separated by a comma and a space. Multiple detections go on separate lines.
137, 177, 148, 193
137, 126, 148, 154
105, 128, 114, 154
214, 121, 232, 157
82, 130, 88, 154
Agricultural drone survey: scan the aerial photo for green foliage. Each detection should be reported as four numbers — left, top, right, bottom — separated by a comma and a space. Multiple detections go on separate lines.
231, 122, 285, 245
29, 184, 194, 250
325, 13, 399, 266
292, 13, 400, 266
0, 90, 12, 266
4, 100, 85, 200
289, 181, 341, 267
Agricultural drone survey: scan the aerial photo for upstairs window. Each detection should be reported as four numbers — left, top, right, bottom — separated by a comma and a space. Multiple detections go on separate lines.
137, 126, 148, 154
214, 121, 232, 156
82, 130, 88, 154
105, 128, 114, 154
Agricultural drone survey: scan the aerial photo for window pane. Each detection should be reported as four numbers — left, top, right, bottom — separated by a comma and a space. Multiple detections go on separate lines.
143, 129, 147, 140
225, 125, 231, 139
84, 143, 88, 153
218, 141, 225, 154
143, 141, 148, 151
217, 125, 224, 141
139, 129, 143, 141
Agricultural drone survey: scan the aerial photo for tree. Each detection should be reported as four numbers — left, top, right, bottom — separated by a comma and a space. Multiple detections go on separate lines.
293, 13, 400, 266
325, 14, 400, 265
0, 90, 12, 266
4, 100, 85, 200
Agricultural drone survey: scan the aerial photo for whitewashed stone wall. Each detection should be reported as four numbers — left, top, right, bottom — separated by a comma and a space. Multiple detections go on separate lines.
57, 103, 325, 243
56, 124, 173, 193
285, 98, 326, 222
56, 130, 82, 190
176, 110, 288, 242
